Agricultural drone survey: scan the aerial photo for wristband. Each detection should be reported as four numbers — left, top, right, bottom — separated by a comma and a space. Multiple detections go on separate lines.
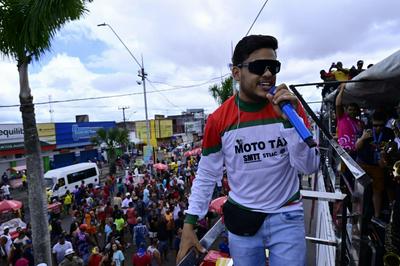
184, 214, 198, 225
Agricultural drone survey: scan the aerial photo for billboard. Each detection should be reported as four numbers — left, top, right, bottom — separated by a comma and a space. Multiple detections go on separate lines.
0, 124, 24, 144
185, 121, 202, 134
55, 121, 115, 148
0, 123, 56, 151
155, 120, 173, 138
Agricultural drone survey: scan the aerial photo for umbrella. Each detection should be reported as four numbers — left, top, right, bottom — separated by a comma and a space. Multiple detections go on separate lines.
184, 147, 202, 157
153, 163, 168, 171
209, 196, 227, 216
0, 200, 23, 213
192, 147, 202, 155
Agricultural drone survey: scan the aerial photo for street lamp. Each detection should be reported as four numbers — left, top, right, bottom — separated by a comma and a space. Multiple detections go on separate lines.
97, 23, 152, 162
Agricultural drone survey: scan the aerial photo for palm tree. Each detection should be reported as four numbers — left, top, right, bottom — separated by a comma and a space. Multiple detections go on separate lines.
209, 76, 235, 105
92, 128, 130, 175
0, 1, 92, 264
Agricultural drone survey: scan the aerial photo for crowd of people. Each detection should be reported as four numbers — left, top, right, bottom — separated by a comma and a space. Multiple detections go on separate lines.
0, 148, 230, 266
334, 72, 400, 227
319, 59, 374, 99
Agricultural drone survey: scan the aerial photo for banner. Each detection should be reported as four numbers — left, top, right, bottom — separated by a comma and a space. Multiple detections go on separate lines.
55, 121, 115, 148
0, 124, 24, 144
0, 123, 56, 151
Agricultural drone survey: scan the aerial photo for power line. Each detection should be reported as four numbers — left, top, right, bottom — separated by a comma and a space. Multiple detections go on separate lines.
245, 0, 270, 36
147, 73, 230, 88
0, 74, 230, 109
146, 79, 186, 112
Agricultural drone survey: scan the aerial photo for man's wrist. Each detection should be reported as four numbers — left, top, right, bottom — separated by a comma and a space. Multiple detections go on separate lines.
184, 214, 198, 225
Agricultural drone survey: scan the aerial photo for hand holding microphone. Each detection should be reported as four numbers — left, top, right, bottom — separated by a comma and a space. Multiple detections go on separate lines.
266, 84, 317, 148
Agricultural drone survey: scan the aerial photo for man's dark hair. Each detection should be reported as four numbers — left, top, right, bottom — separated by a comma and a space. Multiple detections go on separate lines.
232, 35, 278, 66
347, 102, 360, 110
372, 111, 386, 122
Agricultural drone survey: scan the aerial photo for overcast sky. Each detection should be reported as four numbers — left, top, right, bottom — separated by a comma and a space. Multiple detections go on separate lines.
1, 0, 399, 124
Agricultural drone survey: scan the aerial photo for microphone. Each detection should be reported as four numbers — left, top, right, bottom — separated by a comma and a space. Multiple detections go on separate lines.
269, 86, 317, 148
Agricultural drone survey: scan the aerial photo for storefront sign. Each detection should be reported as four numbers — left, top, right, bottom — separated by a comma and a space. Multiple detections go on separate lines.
55, 121, 115, 147
0, 123, 56, 150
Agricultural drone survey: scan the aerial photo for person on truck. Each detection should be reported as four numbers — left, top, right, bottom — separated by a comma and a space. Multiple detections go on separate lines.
177, 35, 319, 265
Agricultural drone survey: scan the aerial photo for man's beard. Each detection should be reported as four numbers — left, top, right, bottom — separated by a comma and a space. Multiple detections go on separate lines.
240, 82, 269, 103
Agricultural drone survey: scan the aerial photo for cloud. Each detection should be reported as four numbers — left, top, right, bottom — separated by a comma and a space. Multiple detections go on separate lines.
1, 0, 399, 124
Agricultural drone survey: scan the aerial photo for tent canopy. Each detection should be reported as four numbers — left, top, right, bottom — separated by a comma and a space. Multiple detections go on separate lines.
8, 165, 26, 172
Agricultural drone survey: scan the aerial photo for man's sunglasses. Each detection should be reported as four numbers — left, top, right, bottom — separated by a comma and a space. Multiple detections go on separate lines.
237, 59, 281, 76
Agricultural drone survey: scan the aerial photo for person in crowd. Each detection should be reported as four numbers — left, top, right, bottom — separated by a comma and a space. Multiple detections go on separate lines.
329, 61, 350, 81
148, 212, 159, 242
126, 201, 137, 236
52, 234, 73, 265
1, 182, 11, 199
349, 60, 365, 79
104, 218, 114, 245
64, 190, 73, 215
22, 240, 34, 266
164, 208, 174, 246
133, 217, 148, 248
121, 193, 132, 215
132, 242, 151, 266
319, 69, 337, 98
21, 171, 27, 189
336, 84, 363, 156
114, 212, 125, 244
113, 192, 123, 209
8, 242, 25, 266
88, 246, 103, 266
147, 239, 162, 266
111, 243, 124, 266
75, 224, 91, 264
13, 227, 30, 246
157, 216, 169, 263
1, 172, 8, 185
177, 35, 319, 265
59, 248, 83, 266
356, 111, 395, 220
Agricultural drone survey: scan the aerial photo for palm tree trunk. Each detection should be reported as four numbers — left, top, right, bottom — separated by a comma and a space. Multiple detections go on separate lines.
18, 61, 51, 265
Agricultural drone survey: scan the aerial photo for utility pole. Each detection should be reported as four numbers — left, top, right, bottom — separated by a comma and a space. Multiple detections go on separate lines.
137, 55, 151, 151
118, 106, 130, 128
48, 95, 54, 123
97, 23, 152, 164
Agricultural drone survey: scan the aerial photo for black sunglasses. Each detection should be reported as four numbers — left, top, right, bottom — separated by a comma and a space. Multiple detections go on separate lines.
237, 59, 281, 76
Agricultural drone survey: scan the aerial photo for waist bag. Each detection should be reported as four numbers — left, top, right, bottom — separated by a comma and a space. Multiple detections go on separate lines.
222, 199, 267, 236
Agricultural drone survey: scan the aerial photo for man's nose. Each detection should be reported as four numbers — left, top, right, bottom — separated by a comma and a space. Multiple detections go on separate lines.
261, 67, 273, 77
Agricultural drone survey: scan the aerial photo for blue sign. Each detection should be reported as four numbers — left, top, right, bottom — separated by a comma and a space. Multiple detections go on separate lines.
55, 121, 115, 148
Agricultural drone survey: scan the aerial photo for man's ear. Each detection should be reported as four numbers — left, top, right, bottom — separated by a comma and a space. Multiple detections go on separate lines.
232, 66, 241, 82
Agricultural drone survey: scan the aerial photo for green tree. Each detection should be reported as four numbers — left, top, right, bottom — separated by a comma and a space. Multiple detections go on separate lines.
92, 127, 130, 175
0, 1, 92, 264
209, 76, 235, 105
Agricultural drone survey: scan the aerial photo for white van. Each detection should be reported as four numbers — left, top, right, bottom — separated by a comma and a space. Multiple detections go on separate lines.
44, 162, 100, 199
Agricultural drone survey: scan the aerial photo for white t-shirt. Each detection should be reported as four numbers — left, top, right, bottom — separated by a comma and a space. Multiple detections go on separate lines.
121, 198, 132, 214
1, 184, 10, 195
52, 241, 73, 263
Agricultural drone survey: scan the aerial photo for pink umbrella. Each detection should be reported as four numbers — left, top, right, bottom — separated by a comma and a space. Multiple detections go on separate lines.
209, 196, 227, 216
0, 200, 23, 213
153, 163, 168, 171
192, 147, 202, 155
